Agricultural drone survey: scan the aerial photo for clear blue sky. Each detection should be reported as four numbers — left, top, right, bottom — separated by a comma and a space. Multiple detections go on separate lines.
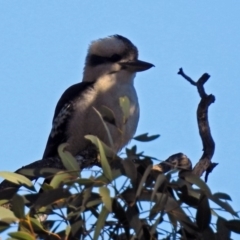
0, 1, 240, 237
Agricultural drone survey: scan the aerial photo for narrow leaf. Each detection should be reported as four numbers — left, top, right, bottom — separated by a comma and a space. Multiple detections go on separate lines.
126, 204, 145, 239
134, 133, 160, 142
0, 206, 18, 221
11, 194, 25, 219
149, 193, 168, 220
136, 164, 152, 199
225, 220, 240, 234
213, 192, 232, 201
216, 217, 231, 239
210, 195, 238, 217
180, 172, 212, 196
151, 174, 166, 201
0, 221, 10, 233
94, 168, 121, 187
85, 134, 116, 158
122, 159, 137, 187
126, 145, 137, 157
19, 168, 61, 178
119, 96, 130, 123
196, 194, 211, 231
99, 105, 116, 126
65, 225, 71, 238
34, 188, 71, 209
93, 107, 114, 148
0, 172, 33, 190
85, 135, 112, 181
112, 199, 130, 238
86, 199, 102, 208
72, 178, 94, 187
50, 172, 74, 189
202, 226, 215, 240
99, 186, 112, 212
58, 143, 80, 176
8, 231, 35, 240
93, 206, 109, 240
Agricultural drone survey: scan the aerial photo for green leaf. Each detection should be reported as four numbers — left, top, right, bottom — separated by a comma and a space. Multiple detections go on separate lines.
85, 134, 116, 158
133, 133, 160, 142
99, 186, 112, 212
93, 107, 114, 148
202, 226, 215, 240
50, 172, 74, 189
8, 231, 35, 240
213, 192, 232, 201
58, 143, 80, 176
149, 193, 168, 220
94, 168, 121, 187
71, 178, 95, 187
126, 204, 145, 239
209, 195, 238, 217
0, 206, 18, 221
93, 206, 109, 240
225, 220, 240, 234
0, 172, 34, 190
65, 225, 71, 239
119, 96, 130, 123
122, 159, 137, 187
27, 217, 47, 233
19, 168, 61, 178
150, 215, 162, 236
196, 194, 211, 231
11, 194, 25, 219
86, 199, 102, 208
126, 145, 137, 157
136, 164, 152, 199
151, 174, 166, 201
112, 199, 130, 238
34, 188, 71, 209
0, 220, 10, 233
216, 217, 231, 239
180, 171, 212, 196
99, 105, 116, 126
85, 135, 112, 181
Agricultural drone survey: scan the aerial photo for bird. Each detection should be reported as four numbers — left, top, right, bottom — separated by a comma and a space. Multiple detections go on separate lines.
43, 35, 154, 160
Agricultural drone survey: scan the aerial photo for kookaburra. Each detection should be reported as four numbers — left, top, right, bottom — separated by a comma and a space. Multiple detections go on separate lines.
43, 35, 154, 159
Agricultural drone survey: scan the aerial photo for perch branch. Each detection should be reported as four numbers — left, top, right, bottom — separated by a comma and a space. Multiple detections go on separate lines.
178, 68, 216, 179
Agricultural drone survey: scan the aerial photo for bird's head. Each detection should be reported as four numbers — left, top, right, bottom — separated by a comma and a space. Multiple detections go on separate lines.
82, 35, 154, 83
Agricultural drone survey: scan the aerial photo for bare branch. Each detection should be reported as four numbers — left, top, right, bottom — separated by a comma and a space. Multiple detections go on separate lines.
178, 68, 216, 178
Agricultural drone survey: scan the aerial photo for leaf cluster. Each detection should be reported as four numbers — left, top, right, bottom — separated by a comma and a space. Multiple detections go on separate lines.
0, 137, 239, 240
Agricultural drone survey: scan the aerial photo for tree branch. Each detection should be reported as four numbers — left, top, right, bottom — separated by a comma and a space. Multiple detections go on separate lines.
178, 68, 216, 179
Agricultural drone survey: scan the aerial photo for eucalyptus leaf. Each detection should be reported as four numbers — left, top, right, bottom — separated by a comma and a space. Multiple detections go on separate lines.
225, 219, 240, 234
93, 206, 109, 240
119, 96, 131, 124
133, 133, 160, 142
93, 107, 114, 148
85, 135, 112, 181
99, 186, 112, 212
0, 171, 34, 190
136, 164, 152, 199
99, 105, 116, 126
213, 192, 232, 201
11, 194, 25, 219
180, 171, 212, 196
0, 207, 18, 221
8, 231, 35, 240
58, 143, 80, 177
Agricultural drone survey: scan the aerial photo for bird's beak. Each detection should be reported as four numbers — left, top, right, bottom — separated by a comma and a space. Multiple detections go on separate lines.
119, 60, 154, 72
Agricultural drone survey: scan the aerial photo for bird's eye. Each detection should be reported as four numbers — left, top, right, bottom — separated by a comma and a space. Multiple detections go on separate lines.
88, 55, 107, 66
110, 54, 122, 62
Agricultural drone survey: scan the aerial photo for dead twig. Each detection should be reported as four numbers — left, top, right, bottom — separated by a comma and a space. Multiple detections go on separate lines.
178, 68, 217, 179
